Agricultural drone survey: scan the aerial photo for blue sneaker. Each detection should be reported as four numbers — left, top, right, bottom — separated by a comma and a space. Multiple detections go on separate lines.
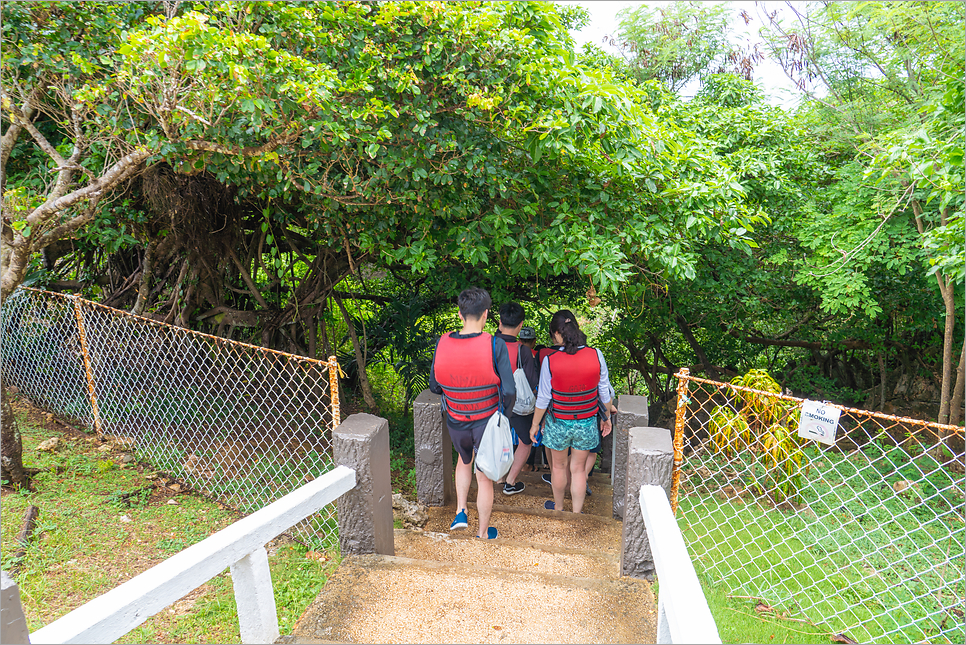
450, 509, 468, 530
544, 500, 556, 511
478, 526, 498, 540
542, 473, 552, 485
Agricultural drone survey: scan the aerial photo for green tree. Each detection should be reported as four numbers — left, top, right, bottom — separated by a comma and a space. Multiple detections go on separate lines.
611, 1, 763, 92
2, 1, 764, 488
763, 0, 965, 425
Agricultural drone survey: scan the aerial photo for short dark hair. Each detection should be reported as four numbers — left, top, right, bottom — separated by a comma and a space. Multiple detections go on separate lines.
457, 287, 492, 320
498, 302, 525, 328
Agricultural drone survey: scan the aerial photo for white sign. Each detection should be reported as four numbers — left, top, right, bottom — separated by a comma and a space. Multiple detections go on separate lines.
798, 400, 841, 446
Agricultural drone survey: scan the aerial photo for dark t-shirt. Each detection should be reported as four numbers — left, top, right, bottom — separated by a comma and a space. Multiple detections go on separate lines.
428, 331, 516, 433
495, 331, 539, 420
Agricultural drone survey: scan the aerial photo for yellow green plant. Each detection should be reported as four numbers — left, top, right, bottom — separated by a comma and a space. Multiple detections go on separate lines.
709, 370, 807, 504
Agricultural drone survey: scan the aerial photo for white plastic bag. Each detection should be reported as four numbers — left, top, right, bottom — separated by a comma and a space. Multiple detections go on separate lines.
511, 348, 536, 416
475, 411, 513, 481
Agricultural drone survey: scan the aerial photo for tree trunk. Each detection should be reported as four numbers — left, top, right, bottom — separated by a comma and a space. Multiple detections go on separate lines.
334, 294, 377, 411
878, 352, 886, 412
0, 386, 31, 490
949, 339, 965, 427
675, 314, 720, 380
130, 240, 155, 316
936, 273, 955, 425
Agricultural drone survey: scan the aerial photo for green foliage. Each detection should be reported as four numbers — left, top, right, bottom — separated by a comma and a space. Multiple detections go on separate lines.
694, 74, 763, 108
615, 1, 733, 92
710, 370, 806, 504
3, 0, 769, 307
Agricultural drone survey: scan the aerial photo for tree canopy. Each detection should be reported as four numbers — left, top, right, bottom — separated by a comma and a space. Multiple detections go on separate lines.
1, 1, 963, 489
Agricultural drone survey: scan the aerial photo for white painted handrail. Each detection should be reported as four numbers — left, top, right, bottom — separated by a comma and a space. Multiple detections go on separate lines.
639, 485, 721, 644
30, 466, 356, 645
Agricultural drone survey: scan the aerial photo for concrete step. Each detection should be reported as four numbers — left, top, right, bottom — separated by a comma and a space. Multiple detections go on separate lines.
470, 470, 615, 518
393, 528, 620, 579
421, 504, 622, 554
284, 553, 656, 644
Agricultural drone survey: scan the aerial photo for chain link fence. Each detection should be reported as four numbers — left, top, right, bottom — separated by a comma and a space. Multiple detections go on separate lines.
668, 369, 965, 644
1, 287, 343, 548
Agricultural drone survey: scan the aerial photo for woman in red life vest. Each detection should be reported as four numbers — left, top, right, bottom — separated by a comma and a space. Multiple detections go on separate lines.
529, 310, 613, 513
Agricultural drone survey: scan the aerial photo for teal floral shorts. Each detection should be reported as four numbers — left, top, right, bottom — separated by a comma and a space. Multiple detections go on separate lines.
542, 414, 599, 452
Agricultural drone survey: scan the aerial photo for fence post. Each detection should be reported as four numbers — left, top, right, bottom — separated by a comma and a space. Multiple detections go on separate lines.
72, 296, 104, 437
333, 413, 394, 556
613, 395, 649, 520
412, 389, 454, 507
620, 426, 673, 579
328, 355, 341, 428
671, 368, 690, 515
230, 547, 279, 644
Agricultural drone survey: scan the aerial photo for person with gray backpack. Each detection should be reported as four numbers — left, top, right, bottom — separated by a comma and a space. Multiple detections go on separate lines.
494, 302, 540, 496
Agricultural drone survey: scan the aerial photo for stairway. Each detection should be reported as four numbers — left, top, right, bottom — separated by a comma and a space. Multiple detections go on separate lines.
283, 469, 657, 644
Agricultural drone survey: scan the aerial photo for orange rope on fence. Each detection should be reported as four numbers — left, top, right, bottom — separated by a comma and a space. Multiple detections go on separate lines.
670, 367, 690, 514
328, 355, 341, 428
679, 372, 965, 434
22, 286, 329, 368
71, 295, 104, 437
665, 368, 963, 643
4, 287, 346, 547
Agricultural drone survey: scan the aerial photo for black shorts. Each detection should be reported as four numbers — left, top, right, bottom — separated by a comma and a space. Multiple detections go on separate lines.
448, 419, 487, 465
590, 416, 605, 453
508, 413, 534, 446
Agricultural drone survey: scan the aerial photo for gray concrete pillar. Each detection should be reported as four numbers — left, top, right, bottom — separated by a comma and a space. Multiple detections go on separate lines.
613, 395, 649, 519
620, 427, 673, 579
1, 571, 30, 644
333, 413, 394, 557
413, 389, 454, 507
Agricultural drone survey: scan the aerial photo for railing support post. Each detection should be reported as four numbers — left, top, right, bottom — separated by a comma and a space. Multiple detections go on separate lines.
620, 427, 673, 579
412, 389, 454, 507
230, 547, 279, 644
333, 414, 394, 556
656, 595, 671, 644
2, 571, 30, 644
612, 395, 649, 520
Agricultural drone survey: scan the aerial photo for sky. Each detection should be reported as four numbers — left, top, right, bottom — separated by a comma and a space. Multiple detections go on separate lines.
556, 1, 806, 108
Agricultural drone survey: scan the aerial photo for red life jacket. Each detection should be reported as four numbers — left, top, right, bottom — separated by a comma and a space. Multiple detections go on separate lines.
505, 338, 520, 370
538, 345, 562, 368
546, 347, 601, 420
434, 332, 500, 422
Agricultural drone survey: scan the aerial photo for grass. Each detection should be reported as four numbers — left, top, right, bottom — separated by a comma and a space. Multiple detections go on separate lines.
698, 577, 835, 644
1, 397, 341, 644
679, 443, 966, 644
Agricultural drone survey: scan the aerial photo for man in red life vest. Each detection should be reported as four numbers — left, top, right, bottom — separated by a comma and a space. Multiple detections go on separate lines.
494, 302, 539, 496
429, 287, 516, 539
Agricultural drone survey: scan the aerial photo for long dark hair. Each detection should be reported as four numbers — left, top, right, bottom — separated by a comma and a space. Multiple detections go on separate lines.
549, 309, 587, 355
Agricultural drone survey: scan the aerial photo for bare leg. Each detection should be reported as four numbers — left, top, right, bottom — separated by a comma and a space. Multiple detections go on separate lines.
546, 449, 572, 490
570, 449, 590, 513
476, 469, 494, 537
549, 448, 570, 510
584, 450, 597, 479
505, 440, 530, 485
455, 453, 473, 513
